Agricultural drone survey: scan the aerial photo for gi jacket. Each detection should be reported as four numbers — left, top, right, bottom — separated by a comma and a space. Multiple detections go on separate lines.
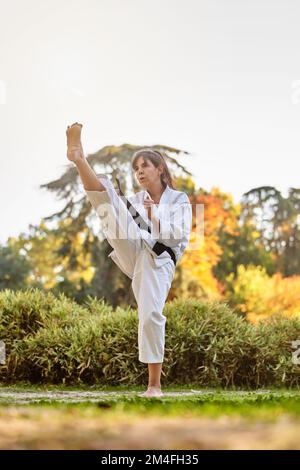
85, 180, 192, 269
127, 184, 192, 266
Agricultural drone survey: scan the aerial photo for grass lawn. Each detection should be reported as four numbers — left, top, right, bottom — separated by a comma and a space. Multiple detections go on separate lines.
0, 384, 299, 449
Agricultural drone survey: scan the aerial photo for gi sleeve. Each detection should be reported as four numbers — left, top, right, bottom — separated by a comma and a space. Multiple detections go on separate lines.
85, 189, 110, 210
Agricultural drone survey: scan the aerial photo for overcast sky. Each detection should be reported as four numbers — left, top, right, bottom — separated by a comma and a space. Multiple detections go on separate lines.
0, 0, 299, 243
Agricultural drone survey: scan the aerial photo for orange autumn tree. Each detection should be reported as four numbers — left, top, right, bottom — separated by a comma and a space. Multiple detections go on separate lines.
170, 186, 240, 300
227, 265, 300, 323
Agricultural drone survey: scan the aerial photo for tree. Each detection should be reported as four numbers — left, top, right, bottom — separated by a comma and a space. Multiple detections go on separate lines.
171, 187, 240, 300
0, 244, 31, 291
240, 186, 300, 276
226, 264, 300, 323
213, 219, 276, 285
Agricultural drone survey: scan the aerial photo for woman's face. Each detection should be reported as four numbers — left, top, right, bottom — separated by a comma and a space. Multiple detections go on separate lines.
133, 156, 163, 189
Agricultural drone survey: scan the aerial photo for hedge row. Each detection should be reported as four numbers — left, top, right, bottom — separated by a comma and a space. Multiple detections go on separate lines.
0, 288, 300, 387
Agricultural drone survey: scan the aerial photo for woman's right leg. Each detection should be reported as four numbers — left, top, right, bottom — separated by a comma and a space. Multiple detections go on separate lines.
66, 123, 158, 262
66, 123, 141, 276
66, 123, 107, 192
85, 185, 142, 279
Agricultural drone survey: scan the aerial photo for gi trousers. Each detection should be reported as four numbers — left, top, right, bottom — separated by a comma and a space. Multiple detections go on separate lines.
86, 177, 175, 364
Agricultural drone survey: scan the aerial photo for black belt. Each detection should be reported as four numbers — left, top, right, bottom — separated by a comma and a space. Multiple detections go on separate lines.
115, 178, 176, 266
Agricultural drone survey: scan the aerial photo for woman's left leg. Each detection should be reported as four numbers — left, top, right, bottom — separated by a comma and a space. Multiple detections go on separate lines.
131, 248, 175, 396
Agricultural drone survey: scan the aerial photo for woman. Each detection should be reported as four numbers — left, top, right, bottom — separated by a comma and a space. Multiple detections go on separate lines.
66, 122, 192, 397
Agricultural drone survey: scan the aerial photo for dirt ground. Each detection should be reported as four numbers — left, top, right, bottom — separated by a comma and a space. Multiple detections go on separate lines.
0, 407, 299, 450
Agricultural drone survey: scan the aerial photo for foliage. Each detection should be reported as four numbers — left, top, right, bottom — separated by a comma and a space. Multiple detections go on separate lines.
2, 142, 299, 323
226, 265, 300, 323
241, 186, 300, 276
213, 221, 276, 285
1, 289, 299, 388
0, 244, 31, 290
172, 187, 240, 299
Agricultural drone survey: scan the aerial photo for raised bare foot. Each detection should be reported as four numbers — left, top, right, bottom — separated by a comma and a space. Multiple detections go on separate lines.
139, 386, 164, 398
66, 122, 84, 163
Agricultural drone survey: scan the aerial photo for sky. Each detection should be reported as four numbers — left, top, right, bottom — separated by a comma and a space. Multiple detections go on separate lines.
0, 0, 299, 243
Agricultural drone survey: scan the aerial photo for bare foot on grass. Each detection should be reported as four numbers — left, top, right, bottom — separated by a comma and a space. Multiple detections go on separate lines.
139, 387, 164, 398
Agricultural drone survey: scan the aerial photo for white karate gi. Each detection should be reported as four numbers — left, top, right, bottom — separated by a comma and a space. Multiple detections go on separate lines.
85, 175, 192, 363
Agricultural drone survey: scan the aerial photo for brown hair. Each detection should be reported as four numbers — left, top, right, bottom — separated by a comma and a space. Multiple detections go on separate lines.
131, 148, 175, 189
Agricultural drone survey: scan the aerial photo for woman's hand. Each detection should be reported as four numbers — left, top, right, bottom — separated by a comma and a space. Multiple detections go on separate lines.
143, 196, 155, 219
66, 122, 84, 163
144, 196, 160, 235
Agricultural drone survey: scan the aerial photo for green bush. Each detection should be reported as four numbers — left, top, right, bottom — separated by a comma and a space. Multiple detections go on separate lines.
0, 288, 300, 387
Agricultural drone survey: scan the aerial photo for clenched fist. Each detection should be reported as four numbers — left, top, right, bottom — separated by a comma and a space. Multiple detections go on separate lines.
66, 122, 84, 163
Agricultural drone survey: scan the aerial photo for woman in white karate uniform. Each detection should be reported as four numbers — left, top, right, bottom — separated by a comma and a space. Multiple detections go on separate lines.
66, 122, 192, 397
